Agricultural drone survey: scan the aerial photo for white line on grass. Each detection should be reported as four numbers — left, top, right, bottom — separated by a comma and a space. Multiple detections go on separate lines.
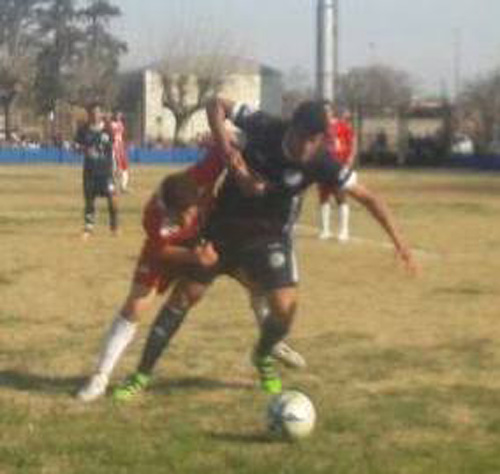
296, 223, 442, 260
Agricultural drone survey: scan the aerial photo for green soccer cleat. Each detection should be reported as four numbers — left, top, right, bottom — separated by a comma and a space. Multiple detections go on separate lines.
112, 372, 151, 402
252, 352, 283, 394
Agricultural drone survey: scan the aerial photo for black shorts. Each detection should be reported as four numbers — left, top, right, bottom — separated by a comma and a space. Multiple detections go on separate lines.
83, 169, 116, 198
184, 233, 299, 291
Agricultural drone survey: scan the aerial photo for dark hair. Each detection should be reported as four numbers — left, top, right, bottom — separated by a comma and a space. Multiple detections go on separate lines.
291, 101, 329, 136
87, 102, 102, 112
160, 174, 199, 211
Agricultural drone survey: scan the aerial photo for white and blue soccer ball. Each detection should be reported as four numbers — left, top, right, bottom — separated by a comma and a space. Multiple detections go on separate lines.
267, 390, 316, 440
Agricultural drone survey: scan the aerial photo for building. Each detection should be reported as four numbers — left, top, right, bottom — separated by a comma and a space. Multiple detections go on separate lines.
119, 57, 283, 145
356, 100, 452, 165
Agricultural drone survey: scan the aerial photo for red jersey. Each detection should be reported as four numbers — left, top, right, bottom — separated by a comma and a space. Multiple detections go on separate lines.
134, 146, 225, 293
141, 145, 225, 251
110, 119, 128, 170
326, 119, 355, 165
187, 143, 225, 187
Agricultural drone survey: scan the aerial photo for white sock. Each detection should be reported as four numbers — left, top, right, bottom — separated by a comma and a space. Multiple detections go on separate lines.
320, 203, 331, 234
121, 170, 129, 191
250, 295, 270, 326
95, 314, 137, 377
338, 203, 350, 239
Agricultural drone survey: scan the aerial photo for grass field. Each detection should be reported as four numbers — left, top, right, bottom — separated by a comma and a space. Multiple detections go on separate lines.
1, 165, 500, 474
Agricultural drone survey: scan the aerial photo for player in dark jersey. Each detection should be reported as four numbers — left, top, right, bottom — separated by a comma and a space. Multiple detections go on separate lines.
75, 103, 119, 239
113, 98, 418, 399
77, 145, 305, 402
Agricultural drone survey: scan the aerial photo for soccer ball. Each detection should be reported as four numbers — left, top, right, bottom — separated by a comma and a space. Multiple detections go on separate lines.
267, 390, 316, 440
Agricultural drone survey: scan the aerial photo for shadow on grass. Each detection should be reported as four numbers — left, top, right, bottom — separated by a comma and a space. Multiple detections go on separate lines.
152, 376, 254, 394
0, 370, 84, 395
206, 430, 282, 444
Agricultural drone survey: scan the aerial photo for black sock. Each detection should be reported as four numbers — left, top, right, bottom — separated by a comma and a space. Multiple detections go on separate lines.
138, 306, 187, 375
255, 316, 290, 358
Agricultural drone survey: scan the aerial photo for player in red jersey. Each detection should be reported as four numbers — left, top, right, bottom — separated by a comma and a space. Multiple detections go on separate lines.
109, 111, 130, 192
77, 145, 305, 402
318, 105, 357, 241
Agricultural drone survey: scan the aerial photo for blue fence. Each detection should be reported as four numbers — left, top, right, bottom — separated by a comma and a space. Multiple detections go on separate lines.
443, 154, 500, 171
0, 147, 203, 165
2, 147, 500, 171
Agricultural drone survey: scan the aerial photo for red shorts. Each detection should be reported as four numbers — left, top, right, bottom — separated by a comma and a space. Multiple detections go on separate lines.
318, 183, 337, 203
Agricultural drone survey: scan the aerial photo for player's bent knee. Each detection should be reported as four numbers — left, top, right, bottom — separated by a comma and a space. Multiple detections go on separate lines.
167, 280, 208, 311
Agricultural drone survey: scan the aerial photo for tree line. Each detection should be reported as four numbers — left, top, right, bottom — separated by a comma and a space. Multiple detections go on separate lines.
0, 0, 126, 140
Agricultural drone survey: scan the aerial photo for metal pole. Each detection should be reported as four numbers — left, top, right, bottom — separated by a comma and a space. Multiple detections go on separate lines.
332, 0, 339, 106
316, 0, 335, 103
453, 28, 462, 100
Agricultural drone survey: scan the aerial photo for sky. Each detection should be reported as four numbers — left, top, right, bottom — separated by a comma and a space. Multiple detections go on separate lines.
113, 0, 500, 96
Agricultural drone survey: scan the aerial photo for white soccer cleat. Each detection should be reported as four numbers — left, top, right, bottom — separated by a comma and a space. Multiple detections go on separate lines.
319, 230, 333, 240
76, 373, 109, 402
337, 232, 349, 243
272, 342, 307, 369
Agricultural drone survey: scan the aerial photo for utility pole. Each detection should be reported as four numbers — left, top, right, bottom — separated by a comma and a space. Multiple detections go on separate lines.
453, 28, 462, 100
316, 0, 339, 105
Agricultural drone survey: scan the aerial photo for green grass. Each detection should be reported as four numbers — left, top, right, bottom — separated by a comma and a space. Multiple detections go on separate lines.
1, 165, 500, 473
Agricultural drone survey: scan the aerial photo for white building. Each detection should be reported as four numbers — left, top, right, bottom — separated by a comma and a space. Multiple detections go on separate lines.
120, 57, 283, 145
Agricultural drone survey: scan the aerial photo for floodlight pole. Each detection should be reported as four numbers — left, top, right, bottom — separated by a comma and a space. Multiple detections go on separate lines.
316, 0, 339, 106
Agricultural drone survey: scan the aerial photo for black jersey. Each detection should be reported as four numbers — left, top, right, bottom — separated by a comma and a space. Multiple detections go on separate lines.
210, 105, 355, 241
75, 123, 114, 177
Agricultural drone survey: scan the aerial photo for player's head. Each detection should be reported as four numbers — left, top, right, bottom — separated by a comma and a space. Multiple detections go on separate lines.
161, 174, 200, 227
284, 101, 329, 162
113, 110, 124, 121
87, 102, 103, 124
322, 100, 334, 120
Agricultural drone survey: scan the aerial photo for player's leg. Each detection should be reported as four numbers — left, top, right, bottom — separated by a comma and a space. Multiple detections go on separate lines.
77, 245, 166, 401
253, 286, 298, 393
241, 238, 300, 393
106, 182, 119, 235
250, 293, 306, 369
120, 151, 130, 192
113, 278, 210, 401
318, 184, 333, 239
83, 171, 96, 238
120, 169, 129, 192
76, 282, 156, 402
334, 190, 350, 242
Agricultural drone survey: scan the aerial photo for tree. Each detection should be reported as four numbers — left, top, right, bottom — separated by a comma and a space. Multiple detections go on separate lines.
0, 0, 41, 139
34, 0, 83, 113
340, 64, 414, 116
158, 53, 235, 145
71, 0, 127, 107
156, 25, 247, 145
0, 0, 42, 57
282, 66, 314, 118
459, 69, 500, 152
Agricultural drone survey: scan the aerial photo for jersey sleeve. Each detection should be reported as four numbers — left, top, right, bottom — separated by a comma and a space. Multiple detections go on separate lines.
313, 152, 358, 191
230, 103, 276, 139
187, 145, 225, 187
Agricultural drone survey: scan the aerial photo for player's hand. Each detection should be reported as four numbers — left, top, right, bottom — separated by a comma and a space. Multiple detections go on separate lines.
195, 242, 219, 267
396, 244, 420, 276
227, 150, 268, 196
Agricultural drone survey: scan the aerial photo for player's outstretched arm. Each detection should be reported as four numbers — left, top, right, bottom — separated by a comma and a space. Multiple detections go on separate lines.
346, 183, 419, 275
206, 97, 266, 196
206, 97, 236, 159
